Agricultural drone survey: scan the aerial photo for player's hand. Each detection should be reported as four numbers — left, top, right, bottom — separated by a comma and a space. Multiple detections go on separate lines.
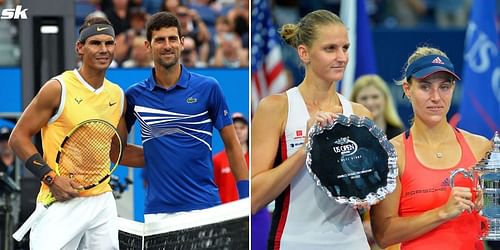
439, 186, 474, 219
304, 112, 338, 146
353, 201, 371, 212
474, 188, 483, 211
49, 176, 82, 202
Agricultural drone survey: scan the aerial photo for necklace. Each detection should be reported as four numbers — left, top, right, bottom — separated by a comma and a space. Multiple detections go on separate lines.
435, 152, 443, 158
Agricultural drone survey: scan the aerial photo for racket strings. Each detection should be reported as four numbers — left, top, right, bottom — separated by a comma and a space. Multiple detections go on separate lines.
58, 121, 119, 187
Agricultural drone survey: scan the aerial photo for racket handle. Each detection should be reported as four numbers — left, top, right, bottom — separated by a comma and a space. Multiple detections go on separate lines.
12, 206, 48, 241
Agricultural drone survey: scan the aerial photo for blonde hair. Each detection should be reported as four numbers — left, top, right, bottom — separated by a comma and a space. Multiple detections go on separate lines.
278, 9, 344, 49
351, 75, 404, 129
397, 46, 450, 85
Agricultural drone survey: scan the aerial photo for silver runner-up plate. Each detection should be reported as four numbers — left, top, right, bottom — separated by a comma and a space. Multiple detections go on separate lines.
305, 114, 398, 206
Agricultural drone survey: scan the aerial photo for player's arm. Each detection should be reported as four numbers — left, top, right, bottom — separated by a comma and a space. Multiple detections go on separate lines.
9, 80, 60, 160
370, 136, 472, 247
113, 97, 144, 167
9, 80, 80, 201
251, 94, 307, 214
220, 124, 249, 198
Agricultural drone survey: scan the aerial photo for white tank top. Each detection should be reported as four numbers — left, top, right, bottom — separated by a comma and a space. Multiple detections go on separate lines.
269, 87, 369, 250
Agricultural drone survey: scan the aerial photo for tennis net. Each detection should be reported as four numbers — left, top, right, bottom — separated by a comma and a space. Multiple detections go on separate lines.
118, 198, 249, 250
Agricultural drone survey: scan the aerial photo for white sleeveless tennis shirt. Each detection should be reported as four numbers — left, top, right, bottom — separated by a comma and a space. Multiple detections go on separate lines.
268, 87, 369, 250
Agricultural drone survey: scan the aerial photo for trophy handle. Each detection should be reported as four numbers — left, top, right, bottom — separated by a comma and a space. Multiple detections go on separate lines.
450, 168, 473, 188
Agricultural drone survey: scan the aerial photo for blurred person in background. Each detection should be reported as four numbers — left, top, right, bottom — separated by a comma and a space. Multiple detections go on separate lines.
227, 0, 248, 48
212, 15, 234, 60
181, 35, 207, 67
104, 0, 132, 64
103, 0, 131, 35
127, 7, 148, 39
117, 7, 148, 67
122, 35, 153, 67
160, 0, 180, 13
434, 0, 470, 28
350, 74, 405, 139
391, 0, 429, 27
175, 4, 211, 64
211, 31, 248, 68
0, 127, 14, 178
214, 16, 232, 46
188, 0, 219, 32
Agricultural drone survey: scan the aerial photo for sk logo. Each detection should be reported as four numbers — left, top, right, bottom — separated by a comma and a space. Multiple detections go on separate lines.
186, 97, 197, 104
109, 101, 117, 106
97, 26, 109, 32
0, 5, 28, 20
75, 98, 83, 104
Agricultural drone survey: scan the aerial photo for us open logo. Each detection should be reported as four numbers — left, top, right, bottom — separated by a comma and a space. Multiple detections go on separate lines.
333, 137, 358, 156
1, 5, 28, 20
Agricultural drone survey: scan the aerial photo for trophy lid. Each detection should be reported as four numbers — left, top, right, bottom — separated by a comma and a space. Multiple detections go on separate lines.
475, 131, 500, 170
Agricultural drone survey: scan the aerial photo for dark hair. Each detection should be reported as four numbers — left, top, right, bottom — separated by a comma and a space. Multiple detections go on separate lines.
78, 15, 113, 40
279, 9, 344, 49
146, 12, 183, 42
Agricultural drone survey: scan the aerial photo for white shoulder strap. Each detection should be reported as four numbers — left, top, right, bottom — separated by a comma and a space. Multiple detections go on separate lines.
47, 76, 66, 124
337, 93, 353, 115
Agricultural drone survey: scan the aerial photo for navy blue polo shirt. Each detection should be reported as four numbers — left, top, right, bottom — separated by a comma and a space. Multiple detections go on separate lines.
125, 65, 233, 214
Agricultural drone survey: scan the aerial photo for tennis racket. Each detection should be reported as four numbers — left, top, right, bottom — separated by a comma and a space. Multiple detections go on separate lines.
13, 119, 123, 241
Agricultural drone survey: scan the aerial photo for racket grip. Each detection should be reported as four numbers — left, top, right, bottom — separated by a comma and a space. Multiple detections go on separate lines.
12, 206, 48, 241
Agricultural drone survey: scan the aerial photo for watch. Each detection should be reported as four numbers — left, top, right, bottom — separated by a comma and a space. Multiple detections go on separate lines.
42, 171, 56, 186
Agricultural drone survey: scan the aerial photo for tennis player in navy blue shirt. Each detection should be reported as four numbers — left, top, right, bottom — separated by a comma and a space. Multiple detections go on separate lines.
125, 12, 249, 220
